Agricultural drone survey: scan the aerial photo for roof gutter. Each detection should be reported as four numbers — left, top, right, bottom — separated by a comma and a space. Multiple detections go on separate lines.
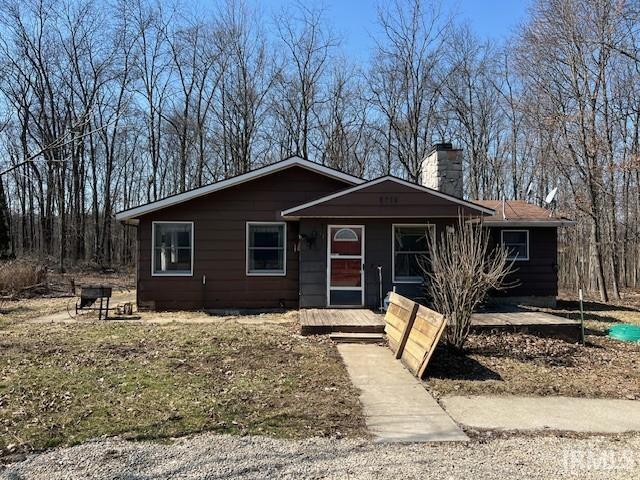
476, 219, 576, 227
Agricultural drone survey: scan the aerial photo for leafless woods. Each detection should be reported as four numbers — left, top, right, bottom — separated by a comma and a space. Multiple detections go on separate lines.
0, 0, 638, 300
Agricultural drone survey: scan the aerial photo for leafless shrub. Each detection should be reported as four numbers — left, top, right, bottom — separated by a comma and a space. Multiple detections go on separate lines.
420, 218, 515, 350
0, 260, 48, 297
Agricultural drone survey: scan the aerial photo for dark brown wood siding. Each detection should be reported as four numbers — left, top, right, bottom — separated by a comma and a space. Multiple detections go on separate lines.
136, 167, 352, 310
299, 221, 558, 309
290, 179, 488, 218
488, 227, 558, 297
299, 218, 457, 309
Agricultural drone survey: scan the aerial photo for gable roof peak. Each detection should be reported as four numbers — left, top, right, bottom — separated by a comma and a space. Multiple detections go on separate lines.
281, 175, 495, 217
116, 156, 364, 223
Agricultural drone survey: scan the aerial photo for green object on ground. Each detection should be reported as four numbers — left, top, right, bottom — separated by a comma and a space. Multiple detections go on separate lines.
608, 324, 640, 342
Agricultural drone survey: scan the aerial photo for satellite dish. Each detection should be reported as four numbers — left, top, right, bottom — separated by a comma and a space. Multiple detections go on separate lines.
544, 186, 558, 204
526, 182, 534, 196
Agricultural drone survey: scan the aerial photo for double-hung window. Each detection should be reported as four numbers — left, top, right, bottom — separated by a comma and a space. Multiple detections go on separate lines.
152, 222, 193, 275
246, 222, 286, 275
501, 229, 529, 261
393, 224, 433, 283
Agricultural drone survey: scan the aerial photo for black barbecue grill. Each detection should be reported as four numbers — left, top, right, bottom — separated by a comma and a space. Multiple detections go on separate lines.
76, 285, 112, 320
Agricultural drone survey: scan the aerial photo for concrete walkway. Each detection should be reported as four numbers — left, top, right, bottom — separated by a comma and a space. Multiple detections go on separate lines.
337, 344, 468, 443
442, 395, 640, 433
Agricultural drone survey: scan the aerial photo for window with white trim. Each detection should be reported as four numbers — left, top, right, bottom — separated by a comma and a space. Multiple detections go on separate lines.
153, 222, 193, 275
393, 225, 433, 283
247, 222, 286, 275
501, 229, 529, 261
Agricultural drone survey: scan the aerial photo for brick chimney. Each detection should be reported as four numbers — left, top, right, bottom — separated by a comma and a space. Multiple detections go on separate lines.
421, 143, 463, 198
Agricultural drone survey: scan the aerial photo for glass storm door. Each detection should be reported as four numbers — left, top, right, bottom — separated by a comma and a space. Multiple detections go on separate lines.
327, 225, 364, 307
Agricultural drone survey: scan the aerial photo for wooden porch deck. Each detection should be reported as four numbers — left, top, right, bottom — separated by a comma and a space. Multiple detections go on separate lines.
300, 307, 580, 340
300, 309, 385, 335
470, 310, 581, 341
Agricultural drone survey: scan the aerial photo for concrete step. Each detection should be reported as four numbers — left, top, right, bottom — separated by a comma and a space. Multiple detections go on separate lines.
329, 332, 386, 344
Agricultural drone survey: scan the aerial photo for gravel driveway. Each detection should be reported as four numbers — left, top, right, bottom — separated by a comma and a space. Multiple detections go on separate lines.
2, 433, 639, 479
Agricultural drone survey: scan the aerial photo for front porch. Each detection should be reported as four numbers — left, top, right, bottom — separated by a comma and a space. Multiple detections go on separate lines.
299, 308, 385, 335
299, 307, 581, 341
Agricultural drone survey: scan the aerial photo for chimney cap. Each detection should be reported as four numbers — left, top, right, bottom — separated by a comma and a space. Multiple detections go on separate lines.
429, 142, 461, 154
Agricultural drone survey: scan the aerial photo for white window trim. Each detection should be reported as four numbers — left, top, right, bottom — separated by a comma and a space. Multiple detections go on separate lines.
151, 221, 194, 277
246, 221, 287, 276
392, 223, 435, 284
327, 224, 365, 307
501, 229, 530, 261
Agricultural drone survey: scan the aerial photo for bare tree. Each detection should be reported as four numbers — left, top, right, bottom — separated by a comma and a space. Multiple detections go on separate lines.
215, 0, 274, 176
443, 25, 502, 199
316, 62, 372, 176
130, 0, 172, 202
273, 2, 336, 160
368, 0, 450, 182
420, 219, 514, 350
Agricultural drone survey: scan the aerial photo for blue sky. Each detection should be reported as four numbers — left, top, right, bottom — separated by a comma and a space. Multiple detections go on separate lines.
266, 0, 529, 61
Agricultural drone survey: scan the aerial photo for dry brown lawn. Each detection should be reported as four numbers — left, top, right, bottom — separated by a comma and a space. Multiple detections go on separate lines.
542, 289, 640, 332
0, 273, 365, 459
0, 320, 366, 457
3, 274, 639, 458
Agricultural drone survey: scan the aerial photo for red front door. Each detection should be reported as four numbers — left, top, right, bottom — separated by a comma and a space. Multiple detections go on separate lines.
327, 225, 364, 306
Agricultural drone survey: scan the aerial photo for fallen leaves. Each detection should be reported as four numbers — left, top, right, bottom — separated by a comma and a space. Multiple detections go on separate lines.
426, 331, 640, 400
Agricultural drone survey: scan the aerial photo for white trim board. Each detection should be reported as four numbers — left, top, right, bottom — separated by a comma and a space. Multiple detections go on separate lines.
281, 176, 495, 217
116, 156, 364, 222
280, 215, 475, 219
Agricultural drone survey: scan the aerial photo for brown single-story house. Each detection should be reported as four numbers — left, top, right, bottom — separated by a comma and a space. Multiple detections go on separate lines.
116, 144, 573, 311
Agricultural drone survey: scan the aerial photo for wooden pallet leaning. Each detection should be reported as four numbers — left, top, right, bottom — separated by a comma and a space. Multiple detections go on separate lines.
405, 302, 446, 378
383, 292, 447, 378
384, 292, 418, 358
